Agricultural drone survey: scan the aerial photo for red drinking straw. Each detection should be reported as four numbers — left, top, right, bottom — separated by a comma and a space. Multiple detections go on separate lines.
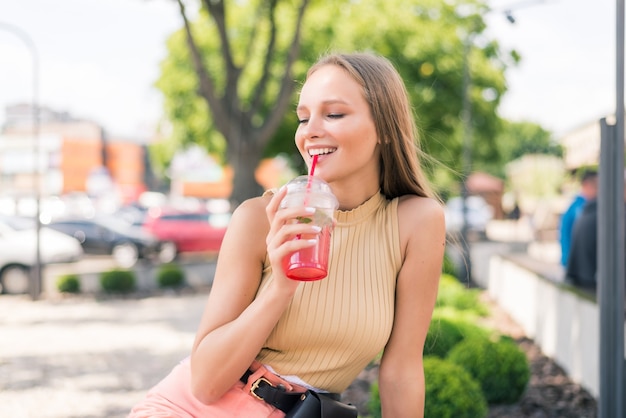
303, 154, 318, 207
309, 154, 318, 177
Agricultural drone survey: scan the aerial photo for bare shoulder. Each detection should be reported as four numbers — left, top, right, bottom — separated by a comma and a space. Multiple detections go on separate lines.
228, 195, 272, 235
397, 195, 445, 226
396, 195, 446, 253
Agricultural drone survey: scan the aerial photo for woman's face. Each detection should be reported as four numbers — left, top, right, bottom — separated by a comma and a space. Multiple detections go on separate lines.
295, 65, 380, 186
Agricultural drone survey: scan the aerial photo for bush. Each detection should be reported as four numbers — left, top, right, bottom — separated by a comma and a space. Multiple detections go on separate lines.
447, 335, 530, 404
366, 381, 382, 418
100, 269, 136, 293
424, 356, 488, 418
366, 357, 488, 418
424, 317, 466, 358
442, 251, 458, 277
56, 274, 81, 293
424, 316, 491, 358
437, 274, 489, 316
156, 263, 185, 289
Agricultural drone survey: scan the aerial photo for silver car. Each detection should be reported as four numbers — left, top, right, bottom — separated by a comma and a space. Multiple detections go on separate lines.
0, 217, 84, 294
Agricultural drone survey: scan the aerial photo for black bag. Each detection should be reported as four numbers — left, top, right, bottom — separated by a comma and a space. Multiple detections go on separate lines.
285, 390, 358, 418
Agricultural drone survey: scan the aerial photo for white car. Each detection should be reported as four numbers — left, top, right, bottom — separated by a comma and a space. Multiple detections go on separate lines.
444, 196, 494, 235
0, 217, 84, 294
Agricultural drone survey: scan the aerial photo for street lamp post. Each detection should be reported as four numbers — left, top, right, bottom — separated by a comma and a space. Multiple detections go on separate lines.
459, 0, 548, 284
460, 34, 474, 284
0, 22, 42, 300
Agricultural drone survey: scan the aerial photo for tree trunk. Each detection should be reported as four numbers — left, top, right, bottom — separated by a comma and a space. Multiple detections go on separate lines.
228, 141, 264, 208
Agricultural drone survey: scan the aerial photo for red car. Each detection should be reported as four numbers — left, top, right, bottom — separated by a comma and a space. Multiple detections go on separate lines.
140, 208, 230, 256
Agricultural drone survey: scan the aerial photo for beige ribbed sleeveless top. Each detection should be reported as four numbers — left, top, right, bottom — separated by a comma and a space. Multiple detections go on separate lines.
255, 192, 402, 393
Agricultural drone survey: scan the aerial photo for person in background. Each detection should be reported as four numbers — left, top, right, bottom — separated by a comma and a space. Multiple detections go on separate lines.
566, 170, 626, 289
128, 52, 446, 418
559, 169, 598, 267
565, 196, 598, 288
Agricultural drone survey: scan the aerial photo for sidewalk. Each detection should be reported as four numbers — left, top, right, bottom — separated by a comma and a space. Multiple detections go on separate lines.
0, 291, 208, 418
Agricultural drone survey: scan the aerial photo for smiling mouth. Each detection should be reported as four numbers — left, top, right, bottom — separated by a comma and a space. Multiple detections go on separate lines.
308, 148, 337, 157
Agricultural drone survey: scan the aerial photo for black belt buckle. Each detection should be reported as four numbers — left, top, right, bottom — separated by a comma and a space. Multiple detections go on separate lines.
250, 377, 273, 401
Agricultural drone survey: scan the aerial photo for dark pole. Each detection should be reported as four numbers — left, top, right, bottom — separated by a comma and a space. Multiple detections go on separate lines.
598, 1, 625, 416
460, 35, 473, 284
0, 22, 42, 300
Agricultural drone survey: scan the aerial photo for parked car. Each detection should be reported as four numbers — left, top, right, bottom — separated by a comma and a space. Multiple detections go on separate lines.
139, 208, 230, 256
0, 217, 84, 294
444, 196, 494, 235
45, 216, 176, 268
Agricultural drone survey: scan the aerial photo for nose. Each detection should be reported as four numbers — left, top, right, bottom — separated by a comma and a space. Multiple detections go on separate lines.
299, 114, 324, 140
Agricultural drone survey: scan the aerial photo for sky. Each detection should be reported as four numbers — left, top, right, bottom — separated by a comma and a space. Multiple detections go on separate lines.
0, 0, 618, 141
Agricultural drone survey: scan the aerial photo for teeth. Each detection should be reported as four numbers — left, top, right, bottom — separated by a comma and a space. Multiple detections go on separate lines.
309, 148, 336, 156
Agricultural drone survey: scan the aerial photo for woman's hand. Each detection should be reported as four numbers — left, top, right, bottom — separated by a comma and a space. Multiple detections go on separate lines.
264, 187, 321, 292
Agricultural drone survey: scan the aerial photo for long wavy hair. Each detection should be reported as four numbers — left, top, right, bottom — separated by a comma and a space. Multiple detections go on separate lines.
306, 52, 436, 200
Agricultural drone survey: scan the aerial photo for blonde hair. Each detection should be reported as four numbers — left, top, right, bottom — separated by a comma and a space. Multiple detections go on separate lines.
306, 52, 435, 200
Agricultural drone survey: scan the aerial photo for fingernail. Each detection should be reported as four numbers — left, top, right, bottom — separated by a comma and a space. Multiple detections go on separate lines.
311, 225, 322, 232
304, 207, 315, 213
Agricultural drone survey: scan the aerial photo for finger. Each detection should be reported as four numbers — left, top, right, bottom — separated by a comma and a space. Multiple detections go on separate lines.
268, 235, 320, 265
267, 220, 321, 250
266, 186, 288, 223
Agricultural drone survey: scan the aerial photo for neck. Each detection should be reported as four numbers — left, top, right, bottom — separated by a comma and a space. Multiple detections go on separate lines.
330, 184, 380, 211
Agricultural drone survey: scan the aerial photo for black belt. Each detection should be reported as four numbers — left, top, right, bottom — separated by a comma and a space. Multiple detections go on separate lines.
240, 369, 341, 413
240, 369, 303, 412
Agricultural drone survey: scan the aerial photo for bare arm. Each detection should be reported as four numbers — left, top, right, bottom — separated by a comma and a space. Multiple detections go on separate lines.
378, 196, 446, 418
189, 188, 322, 403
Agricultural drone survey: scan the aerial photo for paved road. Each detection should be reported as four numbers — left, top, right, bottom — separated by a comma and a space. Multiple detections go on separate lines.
0, 291, 208, 418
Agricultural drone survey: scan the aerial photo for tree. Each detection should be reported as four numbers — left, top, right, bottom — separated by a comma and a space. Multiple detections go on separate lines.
476, 119, 563, 178
162, 0, 311, 206
155, 0, 516, 204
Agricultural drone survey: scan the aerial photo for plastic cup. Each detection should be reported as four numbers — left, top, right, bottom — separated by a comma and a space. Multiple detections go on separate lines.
279, 175, 339, 281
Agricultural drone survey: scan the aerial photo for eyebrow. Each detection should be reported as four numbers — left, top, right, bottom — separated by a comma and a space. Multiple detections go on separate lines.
296, 99, 349, 112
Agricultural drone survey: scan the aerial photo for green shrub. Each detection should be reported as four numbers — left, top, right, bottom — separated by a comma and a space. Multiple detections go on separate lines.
424, 317, 466, 358
100, 269, 136, 293
447, 335, 530, 404
56, 274, 81, 293
366, 381, 382, 418
156, 263, 185, 288
366, 357, 488, 418
424, 356, 488, 418
442, 251, 458, 277
437, 274, 489, 316
424, 315, 491, 358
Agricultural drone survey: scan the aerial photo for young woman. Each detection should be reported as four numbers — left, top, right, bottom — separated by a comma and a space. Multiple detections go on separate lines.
129, 52, 445, 418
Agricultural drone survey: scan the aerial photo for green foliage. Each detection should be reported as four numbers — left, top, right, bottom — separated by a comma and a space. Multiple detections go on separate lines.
366, 381, 382, 418
441, 251, 458, 277
501, 121, 562, 161
424, 356, 488, 418
56, 274, 81, 294
447, 335, 530, 404
425, 315, 491, 358
437, 273, 489, 316
156, 264, 186, 289
367, 357, 488, 418
100, 269, 136, 294
424, 317, 468, 358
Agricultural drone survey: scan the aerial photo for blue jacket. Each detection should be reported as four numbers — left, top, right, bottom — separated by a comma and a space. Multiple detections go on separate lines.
559, 195, 587, 266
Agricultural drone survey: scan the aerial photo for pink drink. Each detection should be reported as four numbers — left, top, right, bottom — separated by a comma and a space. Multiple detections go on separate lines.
282, 222, 332, 281
279, 175, 338, 281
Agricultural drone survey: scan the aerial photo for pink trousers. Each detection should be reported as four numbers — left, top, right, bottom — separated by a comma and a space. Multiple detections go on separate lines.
128, 359, 304, 418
